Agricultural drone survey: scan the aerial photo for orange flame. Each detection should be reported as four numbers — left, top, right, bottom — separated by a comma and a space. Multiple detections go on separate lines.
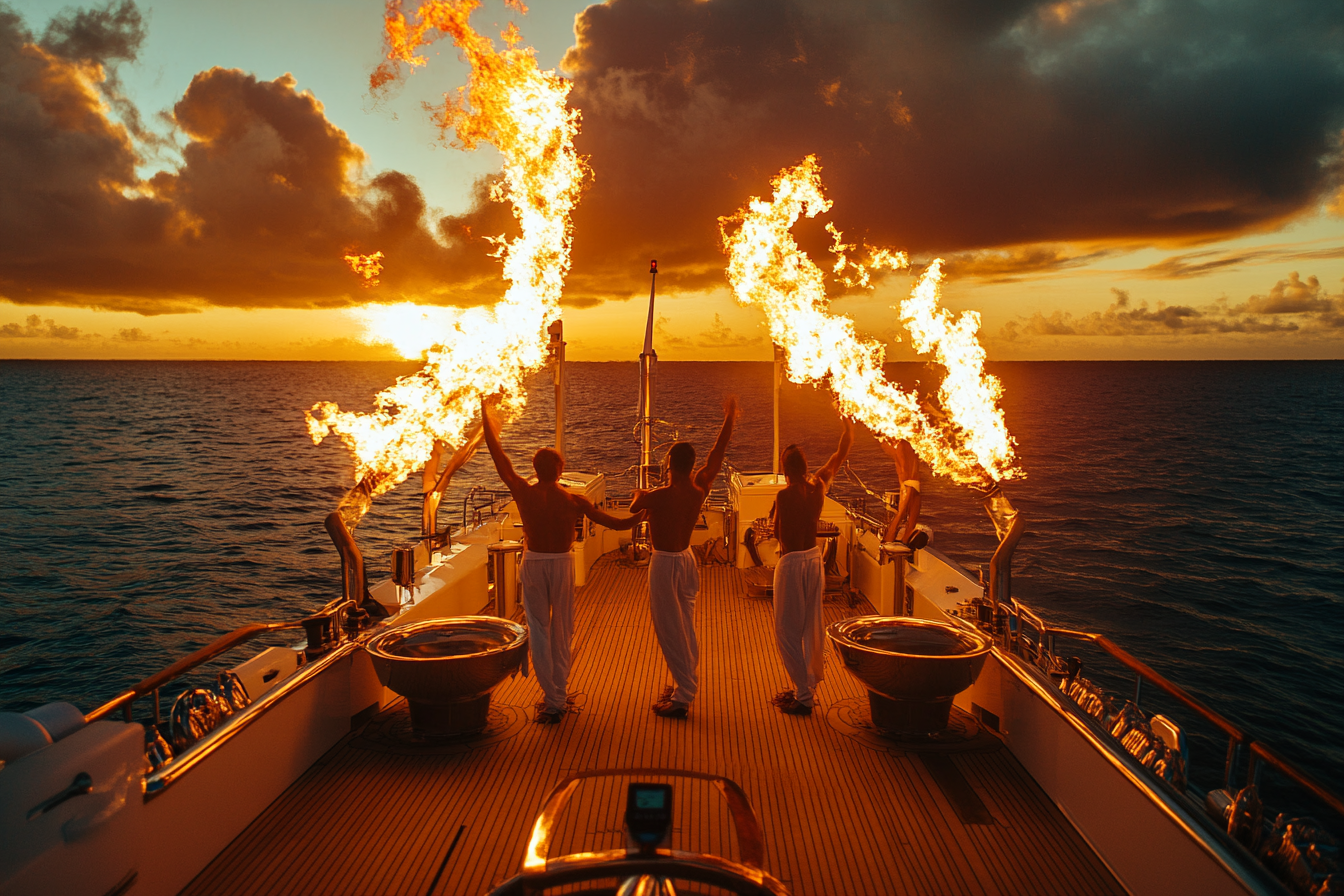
720, 156, 1020, 485
344, 251, 385, 287
307, 0, 585, 517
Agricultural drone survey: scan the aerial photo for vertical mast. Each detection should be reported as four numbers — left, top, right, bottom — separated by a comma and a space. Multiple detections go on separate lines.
639, 261, 658, 491
549, 320, 566, 457
772, 343, 783, 476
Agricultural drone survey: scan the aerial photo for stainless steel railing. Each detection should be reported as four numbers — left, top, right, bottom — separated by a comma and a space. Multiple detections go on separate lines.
84, 620, 306, 725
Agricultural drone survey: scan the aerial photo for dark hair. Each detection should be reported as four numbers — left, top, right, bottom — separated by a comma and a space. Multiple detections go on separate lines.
781, 444, 807, 480
533, 447, 563, 483
667, 441, 696, 474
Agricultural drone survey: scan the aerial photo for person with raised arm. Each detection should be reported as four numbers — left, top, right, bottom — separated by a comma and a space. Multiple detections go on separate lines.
769, 416, 854, 716
882, 438, 927, 550
629, 395, 739, 719
481, 396, 644, 724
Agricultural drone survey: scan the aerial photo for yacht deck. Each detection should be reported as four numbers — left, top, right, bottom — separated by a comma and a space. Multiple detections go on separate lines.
182, 556, 1125, 896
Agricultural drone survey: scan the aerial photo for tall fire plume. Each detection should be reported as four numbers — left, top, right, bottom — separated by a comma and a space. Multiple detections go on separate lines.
720, 156, 1020, 485
306, 0, 586, 526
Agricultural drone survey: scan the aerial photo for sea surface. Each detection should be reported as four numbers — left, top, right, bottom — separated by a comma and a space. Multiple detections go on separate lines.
1, 360, 1341, 810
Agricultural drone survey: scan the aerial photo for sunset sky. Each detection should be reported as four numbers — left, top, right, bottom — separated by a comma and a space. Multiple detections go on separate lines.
2, 0, 1342, 361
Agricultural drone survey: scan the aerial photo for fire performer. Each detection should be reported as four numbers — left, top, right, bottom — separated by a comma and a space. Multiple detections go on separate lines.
481, 397, 644, 724
769, 417, 854, 716
629, 395, 738, 719
882, 439, 927, 550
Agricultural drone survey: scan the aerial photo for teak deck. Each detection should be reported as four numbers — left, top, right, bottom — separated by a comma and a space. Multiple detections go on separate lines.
183, 557, 1125, 896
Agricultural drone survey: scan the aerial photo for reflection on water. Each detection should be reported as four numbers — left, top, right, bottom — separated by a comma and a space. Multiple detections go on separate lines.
0, 359, 1340, 792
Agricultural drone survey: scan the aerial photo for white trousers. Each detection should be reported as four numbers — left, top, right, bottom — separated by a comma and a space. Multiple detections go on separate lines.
520, 551, 575, 712
773, 546, 825, 706
649, 549, 700, 704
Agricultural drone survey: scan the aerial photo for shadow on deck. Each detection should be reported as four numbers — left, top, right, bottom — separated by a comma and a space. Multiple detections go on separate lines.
183, 556, 1123, 896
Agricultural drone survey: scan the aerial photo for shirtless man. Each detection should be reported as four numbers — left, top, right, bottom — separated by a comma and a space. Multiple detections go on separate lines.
481, 397, 643, 723
629, 395, 738, 718
769, 417, 854, 715
882, 439, 926, 549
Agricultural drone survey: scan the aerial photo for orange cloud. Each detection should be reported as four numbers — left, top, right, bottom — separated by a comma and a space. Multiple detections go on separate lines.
0, 5, 504, 314
1002, 276, 1344, 340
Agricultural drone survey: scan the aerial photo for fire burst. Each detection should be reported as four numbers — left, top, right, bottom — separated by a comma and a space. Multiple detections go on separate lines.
719, 156, 1020, 485
344, 252, 385, 287
306, 0, 586, 525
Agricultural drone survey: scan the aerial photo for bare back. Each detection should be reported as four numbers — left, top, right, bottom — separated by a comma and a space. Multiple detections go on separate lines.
630, 396, 738, 553
774, 475, 828, 554
512, 483, 585, 554
480, 397, 644, 553
632, 478, 709, 552
774, 418, 853, 555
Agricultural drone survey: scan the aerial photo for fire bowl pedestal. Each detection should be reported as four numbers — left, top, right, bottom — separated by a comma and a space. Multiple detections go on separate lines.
366, 617, 527, 738
827, 617, 992, 736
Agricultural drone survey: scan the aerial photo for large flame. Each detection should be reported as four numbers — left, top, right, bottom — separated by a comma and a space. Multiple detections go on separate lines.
306, 0, 585, 524
344, 251, 385, 287
719, 156, 1019, 484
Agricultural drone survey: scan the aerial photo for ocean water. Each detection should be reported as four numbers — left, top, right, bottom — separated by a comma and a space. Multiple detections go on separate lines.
1, 359, 1340, 808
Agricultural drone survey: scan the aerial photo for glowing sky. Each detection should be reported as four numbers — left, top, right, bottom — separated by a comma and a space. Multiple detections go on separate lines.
2, 0, 1342, 361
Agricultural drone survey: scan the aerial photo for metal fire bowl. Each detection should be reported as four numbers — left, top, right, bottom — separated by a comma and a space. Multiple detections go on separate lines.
827, 616, 992, 704
366, 617, 528, 707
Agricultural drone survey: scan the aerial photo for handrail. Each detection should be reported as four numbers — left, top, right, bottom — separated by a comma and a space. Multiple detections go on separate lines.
1249, 741, 1344, 818
1044, 626, 1247, 742
1039, 621, 1344, 820
84, 621, 305, 723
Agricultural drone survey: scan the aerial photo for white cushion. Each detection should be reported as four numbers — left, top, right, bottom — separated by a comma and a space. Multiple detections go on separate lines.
0, 713, 52, 763
24, 703, 86, 742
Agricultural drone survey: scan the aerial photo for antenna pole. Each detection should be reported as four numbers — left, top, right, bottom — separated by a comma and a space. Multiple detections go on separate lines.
773, 343, 784, 476
639, 261, 658, 492
549, 320, 566, 457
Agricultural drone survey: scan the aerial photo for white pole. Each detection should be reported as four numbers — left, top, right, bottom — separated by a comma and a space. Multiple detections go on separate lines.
773, 343, 783, 476
639, 261, 658, 491
549, 320, 565, 457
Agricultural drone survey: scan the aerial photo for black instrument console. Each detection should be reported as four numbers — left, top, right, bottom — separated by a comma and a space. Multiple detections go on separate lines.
625, 783, 673, 851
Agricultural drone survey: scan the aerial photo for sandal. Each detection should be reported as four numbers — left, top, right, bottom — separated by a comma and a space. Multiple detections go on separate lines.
778, 696, 813, 717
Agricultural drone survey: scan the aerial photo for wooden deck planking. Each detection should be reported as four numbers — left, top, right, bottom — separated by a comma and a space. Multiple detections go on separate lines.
183, 556, 1125, 896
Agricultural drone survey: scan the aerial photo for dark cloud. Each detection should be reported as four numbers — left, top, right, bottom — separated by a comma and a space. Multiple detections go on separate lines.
1002, 276, 1344, 339
0, 313, 83, 338
547, 0, 1344, 297
115, 326, 151, 341
940, 245, 1120, 282
4, 1, 1342, 317
0, 3, 497, 314
38, 0, 164, 150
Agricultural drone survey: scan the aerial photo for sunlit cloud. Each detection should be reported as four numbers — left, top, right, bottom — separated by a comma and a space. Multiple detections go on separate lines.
1002, 275, 1344, 340
0, 314, 83, 339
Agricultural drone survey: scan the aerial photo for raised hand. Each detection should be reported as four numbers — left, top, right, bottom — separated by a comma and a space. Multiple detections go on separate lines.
723, 393, 740, 420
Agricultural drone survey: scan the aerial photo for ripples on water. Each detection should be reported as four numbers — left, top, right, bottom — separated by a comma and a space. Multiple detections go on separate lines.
1, 360, 1340, 798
